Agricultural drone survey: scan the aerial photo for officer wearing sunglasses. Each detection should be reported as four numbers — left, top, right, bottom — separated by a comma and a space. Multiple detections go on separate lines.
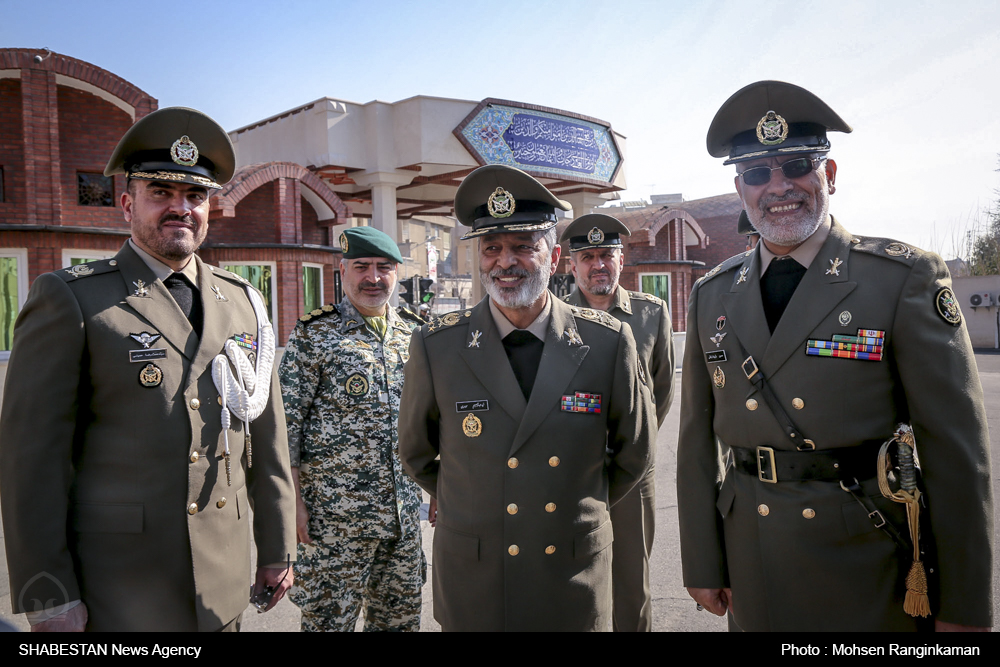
677, 81, 993, 632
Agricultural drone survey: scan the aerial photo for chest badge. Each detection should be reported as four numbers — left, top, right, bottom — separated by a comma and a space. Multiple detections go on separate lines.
130, 332, 161, 349
462, 413, 483, 438
345, 373, 369, 397
713, 366, 726, 389
710, 332, 727, 348
716, 316, 726, 331
838, 310, 853, 327
138, 363, 163, 387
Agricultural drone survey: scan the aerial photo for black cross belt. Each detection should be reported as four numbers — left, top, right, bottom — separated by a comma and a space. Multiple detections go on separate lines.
730, 440, 885, 484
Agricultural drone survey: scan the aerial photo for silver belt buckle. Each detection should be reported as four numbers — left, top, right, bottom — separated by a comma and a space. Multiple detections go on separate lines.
757, 446, 777, 483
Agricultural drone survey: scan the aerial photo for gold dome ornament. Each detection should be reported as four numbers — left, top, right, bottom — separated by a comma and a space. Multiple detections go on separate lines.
170, 135, 199, 166
756, 110, 789, 146
487, 187, 515, 218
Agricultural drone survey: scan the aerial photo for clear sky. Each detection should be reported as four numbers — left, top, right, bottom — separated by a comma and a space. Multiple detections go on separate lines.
3, 0, 998, 256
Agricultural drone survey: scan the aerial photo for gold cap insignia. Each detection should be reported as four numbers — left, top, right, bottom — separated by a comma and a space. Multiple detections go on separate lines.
756, 111, 789, 146
487, 187, 515, 219
340, 232, 349, 252
170, 135, 199, 167
587, 227, 605, 245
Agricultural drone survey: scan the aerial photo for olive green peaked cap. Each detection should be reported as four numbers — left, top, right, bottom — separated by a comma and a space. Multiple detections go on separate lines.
105, 107, 236, 189
456, 165, 570, 240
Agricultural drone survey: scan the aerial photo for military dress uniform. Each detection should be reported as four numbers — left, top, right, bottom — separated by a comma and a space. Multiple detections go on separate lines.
280, 297, 425, 631
0, 244, 295, 631
564, 285, 673, 631
678, 81, 993, 631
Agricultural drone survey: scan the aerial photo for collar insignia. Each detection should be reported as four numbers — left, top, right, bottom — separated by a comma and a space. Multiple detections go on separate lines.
469, 330, 482, 348
826, 258, 843, 277
212, 284, 228, 301
737, 266, 749, 285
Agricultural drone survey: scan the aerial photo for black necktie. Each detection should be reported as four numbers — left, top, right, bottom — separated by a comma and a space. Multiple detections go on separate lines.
503, 330, 544, 400
760, 257, 806, 333
164, 273, 203, 336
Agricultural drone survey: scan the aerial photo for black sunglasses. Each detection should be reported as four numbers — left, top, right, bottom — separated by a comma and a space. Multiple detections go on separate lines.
739, 157, 826, 187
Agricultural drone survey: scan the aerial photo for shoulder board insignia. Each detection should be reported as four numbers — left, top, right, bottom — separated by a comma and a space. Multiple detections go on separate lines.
570, 306, 621, 331
297, 303, 339, 325
58, 259, 118, 282
427, 310, 472, 335
698, 253, 747, 285
851, 237, 922, 265
396, 306, 428, 325
628, 291, 664, 306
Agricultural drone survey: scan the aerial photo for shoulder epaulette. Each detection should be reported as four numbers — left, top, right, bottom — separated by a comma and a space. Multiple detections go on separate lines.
396, 306, 428, 325
569, 306, 622, 331
56, 259, 118, 282
628, 291, 665, 307
298, 303, 339, 324
850, 236, 923, 266
697, 252, 748, 285
426, 309, 473, 335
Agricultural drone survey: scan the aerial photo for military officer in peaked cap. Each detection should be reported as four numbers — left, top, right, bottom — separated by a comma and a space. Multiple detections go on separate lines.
280, 225, 425, 632
677, 81, 993, 631
399, 165, 655, 631
560, 213, 674, 632
0, 107, 296, 631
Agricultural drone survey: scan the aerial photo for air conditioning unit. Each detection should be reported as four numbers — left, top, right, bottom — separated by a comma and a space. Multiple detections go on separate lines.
969, 292, 993, 307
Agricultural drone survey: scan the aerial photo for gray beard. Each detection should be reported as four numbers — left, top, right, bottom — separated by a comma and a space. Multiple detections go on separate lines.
747, 190, 829, 247
481, 264, 550, 310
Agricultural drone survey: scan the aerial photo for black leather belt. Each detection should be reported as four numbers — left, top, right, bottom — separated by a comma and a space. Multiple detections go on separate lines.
731, 440, 884, 484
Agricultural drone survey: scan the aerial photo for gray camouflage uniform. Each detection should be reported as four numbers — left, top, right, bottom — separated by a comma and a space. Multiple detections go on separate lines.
279, 298, 424, 632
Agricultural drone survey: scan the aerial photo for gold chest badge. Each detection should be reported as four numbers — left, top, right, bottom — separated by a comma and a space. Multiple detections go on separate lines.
462, 413, 482, 437
345, 373, 369, 396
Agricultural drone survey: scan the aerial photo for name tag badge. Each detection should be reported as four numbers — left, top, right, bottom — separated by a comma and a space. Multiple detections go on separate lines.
706, 350, 728, 364
129, 348, 167, 363
456, 400, 489, 412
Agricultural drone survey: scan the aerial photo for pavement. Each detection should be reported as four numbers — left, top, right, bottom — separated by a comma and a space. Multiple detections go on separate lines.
3, 352, 1000, 632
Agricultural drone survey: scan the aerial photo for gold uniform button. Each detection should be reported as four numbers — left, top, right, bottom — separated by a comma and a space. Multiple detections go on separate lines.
507, 503, 518, 515
792, 398, 805, 410
545, 503, 556, 513
548, 456, 560, 467
189, 452, 200, 463
746, 399, 758, 411
507, 457, 519, 469
508, 545, 519, 556
189, 398, 201, 410
757, 504, 769, 516
802, 508, 816, 519
545, 545, 556, 555
217, 498, 227, 509
187, 503, 198, 515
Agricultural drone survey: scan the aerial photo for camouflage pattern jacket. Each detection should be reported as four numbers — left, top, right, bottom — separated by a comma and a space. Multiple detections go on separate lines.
279, 298, 421, 540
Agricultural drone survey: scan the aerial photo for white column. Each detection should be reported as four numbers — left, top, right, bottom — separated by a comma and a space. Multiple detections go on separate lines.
562, 191, 610, 219
350, 170, 416, 243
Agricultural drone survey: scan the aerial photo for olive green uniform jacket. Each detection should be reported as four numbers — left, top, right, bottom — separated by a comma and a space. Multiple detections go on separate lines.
0, 243, 296, 631
564, 286, 674, 631
399, 295, 655, 631
677, 219, 993, 631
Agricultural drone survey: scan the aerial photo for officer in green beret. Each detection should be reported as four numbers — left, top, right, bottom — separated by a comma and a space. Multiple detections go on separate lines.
677, 81, 993, 631
560, 213, 674, 632
398, 165, 655, 631
279, 225, 425, 631
0, 107, 297, 631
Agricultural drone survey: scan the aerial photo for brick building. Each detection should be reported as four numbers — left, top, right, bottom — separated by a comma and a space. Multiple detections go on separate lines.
0, 49, 353, 359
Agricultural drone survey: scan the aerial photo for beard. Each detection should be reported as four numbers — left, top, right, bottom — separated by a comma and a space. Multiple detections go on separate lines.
133, 213, 207, 261
349, 280, 391, 312
581, 269, 616, 296
747, 187, 830, 247
481, 262, 551, 310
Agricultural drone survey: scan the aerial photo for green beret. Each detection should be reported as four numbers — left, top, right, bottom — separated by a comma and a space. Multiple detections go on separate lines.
105, 107, 235, 189
339, 226, 404, 264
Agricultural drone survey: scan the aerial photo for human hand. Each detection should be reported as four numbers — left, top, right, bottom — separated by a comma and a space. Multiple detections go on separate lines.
31, 602, 88, 632
428, 497, 438, 527
252, 563, 293, 612
295, 497, 312, 544
687, 587, 731, 617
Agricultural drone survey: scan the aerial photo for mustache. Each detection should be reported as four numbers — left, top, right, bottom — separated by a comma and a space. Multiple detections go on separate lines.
758, 192, 806, 211
359, 281, 388, 291
588, 269, 610, 278
160, 213, 195, 226
489, 267, 530, 280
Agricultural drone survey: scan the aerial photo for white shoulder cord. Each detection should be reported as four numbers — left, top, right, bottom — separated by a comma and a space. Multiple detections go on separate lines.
211, 285, 275, 485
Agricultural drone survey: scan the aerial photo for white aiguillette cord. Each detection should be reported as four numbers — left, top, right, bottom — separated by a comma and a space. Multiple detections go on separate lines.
212, 286, 275, 485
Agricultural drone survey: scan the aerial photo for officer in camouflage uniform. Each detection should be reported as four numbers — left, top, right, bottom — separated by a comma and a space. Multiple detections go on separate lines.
279, 226, 425, 632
